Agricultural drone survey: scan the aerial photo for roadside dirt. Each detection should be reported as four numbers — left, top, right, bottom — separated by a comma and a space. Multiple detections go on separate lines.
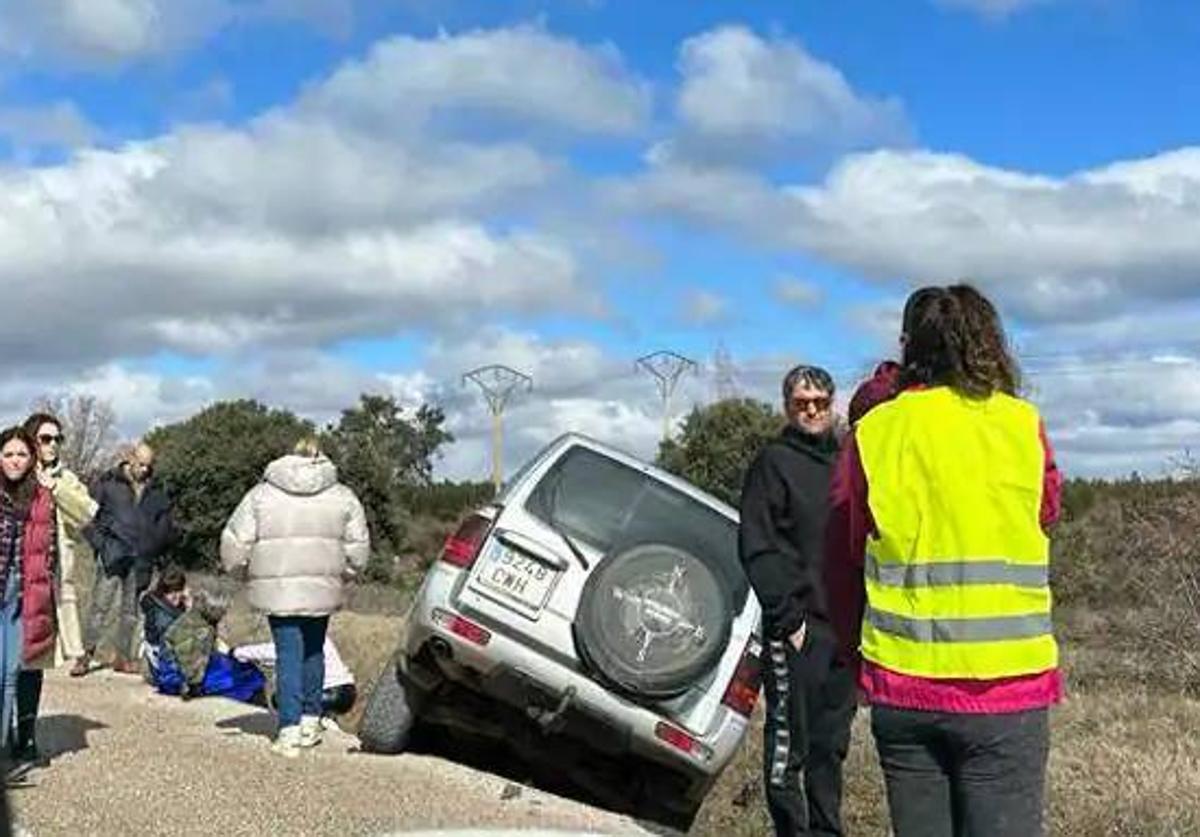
9, 669, 653, 836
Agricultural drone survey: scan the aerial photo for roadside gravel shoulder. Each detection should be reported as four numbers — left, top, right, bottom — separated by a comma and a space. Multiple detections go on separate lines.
11, 670, 652, 837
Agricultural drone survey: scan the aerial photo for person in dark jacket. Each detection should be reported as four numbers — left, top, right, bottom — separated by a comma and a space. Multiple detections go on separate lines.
140, 563, 188, 650
73, 442, 176, 676
739, 364, 856, 837
847, 361, 900, 427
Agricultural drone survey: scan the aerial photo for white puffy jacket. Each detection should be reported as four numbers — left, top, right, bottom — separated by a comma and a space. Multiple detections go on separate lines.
220, 455, 370, 616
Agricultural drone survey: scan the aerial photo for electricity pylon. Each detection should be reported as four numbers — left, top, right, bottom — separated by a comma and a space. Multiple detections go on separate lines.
713, 341, 741, 400
463, 365, 533, 492
637, 351, 697, 442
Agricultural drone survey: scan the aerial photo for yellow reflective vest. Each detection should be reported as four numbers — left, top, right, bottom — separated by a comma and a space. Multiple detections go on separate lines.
856, 387, 1058, 680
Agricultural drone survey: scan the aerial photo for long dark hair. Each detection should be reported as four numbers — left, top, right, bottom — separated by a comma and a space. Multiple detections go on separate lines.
0, 425, 38, 517
23, 411, 61, 442
899, 283, 1021, 398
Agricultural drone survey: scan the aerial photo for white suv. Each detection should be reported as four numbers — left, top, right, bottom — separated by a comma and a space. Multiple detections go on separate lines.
359, 433, 763, 830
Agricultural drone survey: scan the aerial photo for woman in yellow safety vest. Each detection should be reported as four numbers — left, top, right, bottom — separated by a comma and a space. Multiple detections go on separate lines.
825, 284, 1063, 837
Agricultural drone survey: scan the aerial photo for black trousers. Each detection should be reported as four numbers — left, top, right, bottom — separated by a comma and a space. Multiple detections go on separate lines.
12, 670, 42, 753
871, 706, 1050, 837
761, 625, 857, 837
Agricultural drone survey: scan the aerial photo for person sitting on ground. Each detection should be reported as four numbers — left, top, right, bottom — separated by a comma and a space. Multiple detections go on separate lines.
231, 636, 357, 719
140, 564, 189, 662
142, 580, 266, 704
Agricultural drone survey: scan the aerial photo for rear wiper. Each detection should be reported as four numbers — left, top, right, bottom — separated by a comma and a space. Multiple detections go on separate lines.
545, 471, 589, 571
552, 524, 590, 572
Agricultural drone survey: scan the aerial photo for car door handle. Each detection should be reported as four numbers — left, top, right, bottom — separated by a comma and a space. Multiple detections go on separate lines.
494, 528, 570, 571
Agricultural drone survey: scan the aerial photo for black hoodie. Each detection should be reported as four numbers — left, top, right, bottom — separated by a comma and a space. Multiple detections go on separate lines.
738, 425, 839, 640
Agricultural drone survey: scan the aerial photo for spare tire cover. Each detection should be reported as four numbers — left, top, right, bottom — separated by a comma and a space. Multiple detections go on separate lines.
574, 543, 732, 698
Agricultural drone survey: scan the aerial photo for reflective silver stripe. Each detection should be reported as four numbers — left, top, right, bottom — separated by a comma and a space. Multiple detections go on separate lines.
866, 607, 1052, 642
767, 640, 790, 788
866, 555, 1048, 589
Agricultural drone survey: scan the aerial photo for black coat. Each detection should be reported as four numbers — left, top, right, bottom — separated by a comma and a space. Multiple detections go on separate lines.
83, 468, 177, 580
738, 426, 838, 640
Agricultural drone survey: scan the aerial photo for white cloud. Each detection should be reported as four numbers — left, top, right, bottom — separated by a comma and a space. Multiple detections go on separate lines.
172, 77, 235, 122
618, 147, 1200, 327
304, 26, 650, 137
667, 25, 909, 162
432, 335, 671, 482
680, 289, 730, 326
0, 27, 647, 372
0, 0, 230, 67
772, 277, 824, 309
1028, 354, 1200, 477
0, 100, 97, 150
0, 0, 366, 68
789, 149, 1200, 321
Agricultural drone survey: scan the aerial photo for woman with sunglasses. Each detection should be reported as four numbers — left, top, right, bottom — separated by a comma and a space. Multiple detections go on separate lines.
8, 414, 96, 771
0, 426, 68, 780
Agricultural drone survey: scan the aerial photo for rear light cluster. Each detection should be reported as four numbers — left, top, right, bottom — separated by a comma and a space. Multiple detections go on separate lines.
431, 608, 492, 647
440, 512, 493, 569
654, 722, 713, 761
722, 638, 764, 717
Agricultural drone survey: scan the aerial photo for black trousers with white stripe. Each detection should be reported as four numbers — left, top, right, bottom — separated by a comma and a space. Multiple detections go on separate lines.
761, 623, 857, 837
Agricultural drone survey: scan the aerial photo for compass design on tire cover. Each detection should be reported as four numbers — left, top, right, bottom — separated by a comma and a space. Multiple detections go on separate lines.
612, 563, 708, 665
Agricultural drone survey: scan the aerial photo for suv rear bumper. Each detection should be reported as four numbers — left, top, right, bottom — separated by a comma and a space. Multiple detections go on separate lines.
405, 564, 750, 781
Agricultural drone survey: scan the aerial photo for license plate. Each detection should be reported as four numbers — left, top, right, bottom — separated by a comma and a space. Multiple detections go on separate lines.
474, 541, 559, 612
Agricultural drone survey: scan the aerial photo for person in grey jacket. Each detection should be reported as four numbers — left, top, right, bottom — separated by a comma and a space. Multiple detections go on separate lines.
220, 438, 369, 757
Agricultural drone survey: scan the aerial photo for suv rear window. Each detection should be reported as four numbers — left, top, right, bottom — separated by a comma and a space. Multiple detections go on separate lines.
525, 445, 749, 609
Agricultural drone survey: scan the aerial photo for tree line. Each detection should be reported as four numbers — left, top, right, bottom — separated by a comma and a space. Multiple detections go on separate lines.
43, 393, 492, 585
43, 390, 1187, 589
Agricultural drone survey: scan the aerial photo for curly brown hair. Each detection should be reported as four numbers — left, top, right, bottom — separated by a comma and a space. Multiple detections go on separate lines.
899, 283, 1021, 398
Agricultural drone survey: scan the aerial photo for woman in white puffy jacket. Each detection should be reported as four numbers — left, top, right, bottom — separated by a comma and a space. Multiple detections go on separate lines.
220, 437, 369, 756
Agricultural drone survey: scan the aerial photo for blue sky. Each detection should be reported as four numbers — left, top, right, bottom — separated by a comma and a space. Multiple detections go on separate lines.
2, 0, 1200, 479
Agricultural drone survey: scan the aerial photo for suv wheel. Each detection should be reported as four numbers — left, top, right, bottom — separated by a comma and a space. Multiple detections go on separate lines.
575, 543, 732, 699
358, 658, 423, 754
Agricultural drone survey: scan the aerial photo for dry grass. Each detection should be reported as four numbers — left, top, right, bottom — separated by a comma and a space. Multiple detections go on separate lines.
692, 679, 1200, 837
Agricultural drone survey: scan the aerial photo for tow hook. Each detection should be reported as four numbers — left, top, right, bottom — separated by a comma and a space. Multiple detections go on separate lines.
527, 685, 575, 734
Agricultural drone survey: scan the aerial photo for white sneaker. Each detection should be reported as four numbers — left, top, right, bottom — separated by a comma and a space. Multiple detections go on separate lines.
272, 725, 301, 758
298, 715, 323, 748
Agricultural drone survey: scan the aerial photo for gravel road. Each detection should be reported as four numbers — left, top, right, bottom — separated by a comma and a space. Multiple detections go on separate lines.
9, 670, 653, 837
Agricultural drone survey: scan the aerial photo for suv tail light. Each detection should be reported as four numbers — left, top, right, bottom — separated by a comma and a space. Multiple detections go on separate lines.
440, 513, 493, 569
722, 637, 763, 717
431, 608, 492, 647
654, 722, 712, 761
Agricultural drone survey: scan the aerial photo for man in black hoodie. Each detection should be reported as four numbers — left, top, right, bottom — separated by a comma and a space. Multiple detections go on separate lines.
740, 364, 856, 837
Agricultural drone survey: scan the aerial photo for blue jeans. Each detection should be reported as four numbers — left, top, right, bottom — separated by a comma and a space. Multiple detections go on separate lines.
0, 572, 21, 750
268, 616, 328, 729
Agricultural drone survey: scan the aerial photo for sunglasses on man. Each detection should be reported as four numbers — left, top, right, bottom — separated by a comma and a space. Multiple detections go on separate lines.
790, 396, 832, 414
